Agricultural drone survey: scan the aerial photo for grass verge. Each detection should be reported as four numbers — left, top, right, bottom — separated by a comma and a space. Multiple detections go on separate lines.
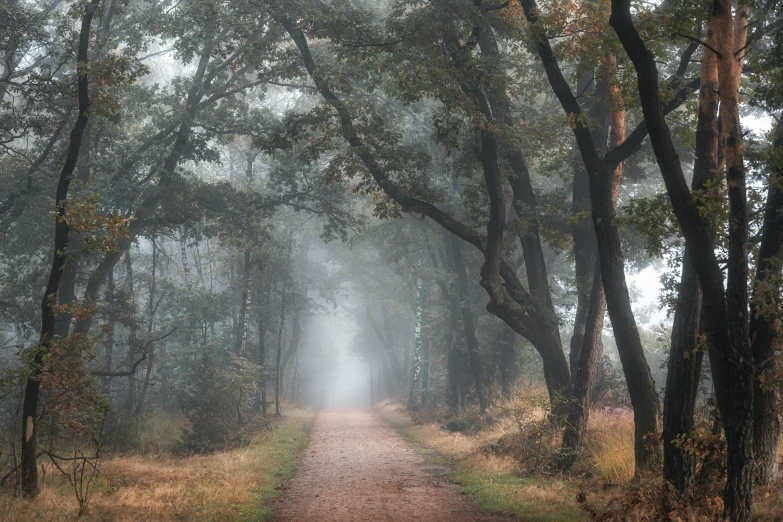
0, 406, 315, 521
376, 401, 588, 522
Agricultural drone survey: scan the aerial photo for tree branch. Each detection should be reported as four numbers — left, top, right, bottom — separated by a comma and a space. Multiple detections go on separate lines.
91, 327, 176, 377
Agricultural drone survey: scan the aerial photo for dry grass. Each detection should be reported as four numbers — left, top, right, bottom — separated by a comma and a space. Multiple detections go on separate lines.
0, 407, 314, 521
376, 400, 590, 521
377, 390, 644, 521
382, 387, 783, 521
579, 409, 636, 483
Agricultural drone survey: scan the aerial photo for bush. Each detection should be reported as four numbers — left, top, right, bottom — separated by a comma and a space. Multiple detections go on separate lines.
175, 347, 264, 453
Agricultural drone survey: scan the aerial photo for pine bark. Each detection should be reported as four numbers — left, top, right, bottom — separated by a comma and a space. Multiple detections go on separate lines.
610, 0, 754, 516
750, 125, 783, 485
663, 18, 719, 491
716, 3, 754, 516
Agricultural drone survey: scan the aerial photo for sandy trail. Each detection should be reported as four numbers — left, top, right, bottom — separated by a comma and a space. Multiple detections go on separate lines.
274, 409, 508, 521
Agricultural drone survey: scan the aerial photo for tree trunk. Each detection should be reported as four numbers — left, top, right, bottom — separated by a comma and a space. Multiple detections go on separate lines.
275, 259, 289, 417
496, 323, 516, 398
102, 268, 115, 394
717, 4, 754, 517
259, 278, 270, 416
408, 278, 423, 410
521, 0, 663, 470
20, 0, 100, 496
610, 0, 754, 514
568, 70, 605, 377
559, 263, 606, 469
663, 19, 719, 492
137, 239, 157, 417
236, 249, 251, 356
559, 61, 616, 469
477, 27, 572, 409
450, 234, 487, 413
180, 225, 192, 290
750, 124, 783, 485
124, 251, 137, 413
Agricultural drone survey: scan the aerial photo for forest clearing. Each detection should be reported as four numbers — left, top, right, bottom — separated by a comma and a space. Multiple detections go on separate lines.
3, 0, 783, 520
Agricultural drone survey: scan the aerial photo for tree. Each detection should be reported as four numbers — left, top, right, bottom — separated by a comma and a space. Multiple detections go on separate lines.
20, 0, 102, 496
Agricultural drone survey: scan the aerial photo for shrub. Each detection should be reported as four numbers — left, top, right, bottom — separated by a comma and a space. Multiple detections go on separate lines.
175, 347, 264, 453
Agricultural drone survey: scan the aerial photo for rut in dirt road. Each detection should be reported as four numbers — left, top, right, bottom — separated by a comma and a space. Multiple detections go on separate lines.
274, 409, 507, 521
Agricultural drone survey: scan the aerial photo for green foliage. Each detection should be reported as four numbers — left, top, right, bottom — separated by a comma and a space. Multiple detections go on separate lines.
175, 347, 265, 453
619, 194, 681, 258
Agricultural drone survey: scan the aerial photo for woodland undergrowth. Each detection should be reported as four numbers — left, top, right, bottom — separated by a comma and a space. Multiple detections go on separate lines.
0, 406, 314, 521
379, 387, 783, 522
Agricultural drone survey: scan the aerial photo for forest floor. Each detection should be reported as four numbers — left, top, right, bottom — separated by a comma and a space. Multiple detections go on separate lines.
376, 400, 783, 521
274, 408, 512, 521
376, 401, 590, 522
0, 406, 314, 521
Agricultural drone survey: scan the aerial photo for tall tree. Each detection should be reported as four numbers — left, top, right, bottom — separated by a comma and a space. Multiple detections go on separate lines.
20, 0, 103, 497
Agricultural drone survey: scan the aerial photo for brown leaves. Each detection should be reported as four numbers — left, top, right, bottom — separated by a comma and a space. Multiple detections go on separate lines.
580, 480, 724, 521
61, 194, 136, 254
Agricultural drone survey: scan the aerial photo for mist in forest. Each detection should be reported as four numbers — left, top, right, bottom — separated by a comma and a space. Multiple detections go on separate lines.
2, 0, 783, 520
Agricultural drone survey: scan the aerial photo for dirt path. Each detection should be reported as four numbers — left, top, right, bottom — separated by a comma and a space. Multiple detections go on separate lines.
274, 409, 507, 521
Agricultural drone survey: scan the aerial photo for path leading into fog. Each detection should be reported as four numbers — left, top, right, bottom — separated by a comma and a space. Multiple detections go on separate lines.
274, 409, 508, 521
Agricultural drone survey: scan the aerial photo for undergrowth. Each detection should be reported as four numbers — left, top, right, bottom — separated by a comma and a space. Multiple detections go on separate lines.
0, 405, 314, 521
380, 390, 783, 522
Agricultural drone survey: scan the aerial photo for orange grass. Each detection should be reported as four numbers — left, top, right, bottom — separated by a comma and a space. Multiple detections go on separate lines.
376, 400, 589, 521
0, 407, 314, 521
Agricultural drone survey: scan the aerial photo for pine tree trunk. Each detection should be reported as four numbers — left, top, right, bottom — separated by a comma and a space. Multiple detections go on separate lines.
663, 18, 719, 491
750, 125, 783, 485
716, 4, 754, 517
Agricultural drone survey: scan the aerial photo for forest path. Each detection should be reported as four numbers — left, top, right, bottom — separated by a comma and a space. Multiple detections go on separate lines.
274, 409, 508, 521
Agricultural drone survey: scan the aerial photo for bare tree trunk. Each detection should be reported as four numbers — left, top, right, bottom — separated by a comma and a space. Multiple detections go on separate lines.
408, 279, 423, 410
259, 278, 270, 416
